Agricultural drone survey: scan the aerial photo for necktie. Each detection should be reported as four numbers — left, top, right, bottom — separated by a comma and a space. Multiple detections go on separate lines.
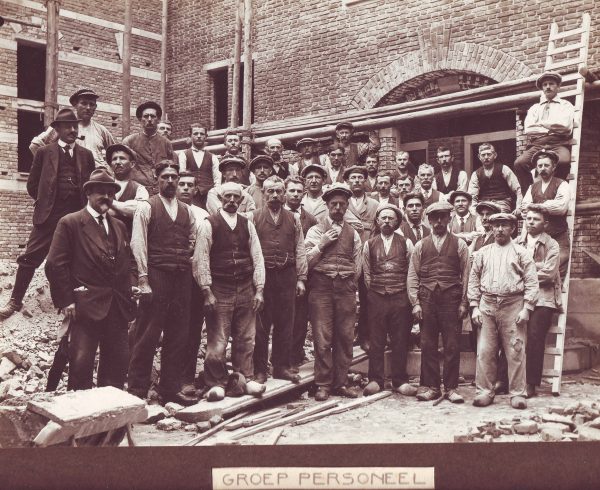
415, 226, 422, 241
64, 146, 73, 159
460, 217, 465, 233
97, 215, 108, 237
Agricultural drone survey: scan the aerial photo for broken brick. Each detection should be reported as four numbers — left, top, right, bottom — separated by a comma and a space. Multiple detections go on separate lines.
540, 427, 564, 442
513, 420, 538, 435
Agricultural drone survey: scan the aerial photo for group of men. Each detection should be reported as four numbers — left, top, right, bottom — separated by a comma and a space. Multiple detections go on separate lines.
0, 68, 573, 410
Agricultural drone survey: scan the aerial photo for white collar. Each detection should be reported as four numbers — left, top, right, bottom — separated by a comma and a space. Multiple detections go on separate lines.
58, 140, 75, 150
540, 94, 562, 104
86, 204, 106, 220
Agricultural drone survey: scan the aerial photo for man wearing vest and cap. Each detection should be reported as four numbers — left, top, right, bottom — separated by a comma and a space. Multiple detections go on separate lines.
178, 124, 221, 209
407, 201, 470, 403
516, 204, 562, 399
294, 137, 320, 176
305, 183, 363, 401
1, 108, 95, 320
105, 144, 149, 239
206, 156, 256, 215
128, 161, 198, 406
362, 204, 417, 397
417, 164, 442, 210
468, 142, 522, 213
45, 168, 138, 390
222, 129, 251, 185
449, 191, 482, 245
320, 121, 381, 167
514, 71, 575, 193
248, 176, 308, 384
434, 147, 468, 199
194, 181, 267, 402
399, 193, 431, 246
521, 149, 571, 280
123, 101, 174, 194
247, 155, 275, 209
468, 213, 539, 409
30, 88, 115, 167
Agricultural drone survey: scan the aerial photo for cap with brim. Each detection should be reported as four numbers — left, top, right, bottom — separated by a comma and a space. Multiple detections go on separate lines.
301, 163, 327, 179
135, 101, 163, 120
296, 137, 317, 149
343, 165, 368, 181
249, 155, 274, 172
531, 149, 559, 165
375, 203, 403, 222
335, 121, 354, 131
536, 71, 562, 90
475, 201, 502, 214
448, 190, 472, 204
218, 182, 243, 197
488, 212, 517, 225
219, 155, 246, 173
69, 88, 99, 106
425, 201, 454, 216
50, 108, 81, 128
83, 168, 121, 193
105, 143, 136, 164
322, 183, 352, 201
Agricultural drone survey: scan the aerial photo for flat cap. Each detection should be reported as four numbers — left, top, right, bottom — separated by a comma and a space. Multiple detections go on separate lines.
531, 149, 559, 165
322, 182, 352, 201
343, 165, 368, 180
375, 203, 403, 222
301, 163, 327, 179
425, 201, 454, 216
136, 101, 163, 120
69, 88, 99, 106
249, 155, 274, 171
335, 121, 354, 132
105, 143, 136, 164
219, 155, 246, 172
448, 190, 472, 204
296, 137, 318, 149
488, 212, 517, 225
536, 71, 562, 90
475, 201, 502, 214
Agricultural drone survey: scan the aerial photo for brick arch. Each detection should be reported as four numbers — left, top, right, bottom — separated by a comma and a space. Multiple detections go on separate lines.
350, 42, 534, 110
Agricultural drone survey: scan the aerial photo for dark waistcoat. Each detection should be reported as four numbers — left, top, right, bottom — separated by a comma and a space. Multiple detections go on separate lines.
207, 212, 254, 282
419, 234, 462, 292
368, 234, 409, 296
530, 177, 568, 236
477, 163, 512, 200
253, 208, 296, 269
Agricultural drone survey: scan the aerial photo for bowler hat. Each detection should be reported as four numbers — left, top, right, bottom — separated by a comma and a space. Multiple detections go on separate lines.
249, 155, 274, 172
531, 149, 559, 165
335, 121, 354, 132
219, 155, 246, 173
488, 212, 517, 225
50, 108, 81, 128
322, 182, 352, 201
83, 168, 121, 193
425, 201, 454, 216
448, 190, 472, 204
301, 163, 327, 179
296, 137, 317, 149
69, 88, 99, 106
536, 71, 562, 90
343, 165, 368, 181
135, 101, 163, 120
105, 143, 136, 164
475, 201, 502, 215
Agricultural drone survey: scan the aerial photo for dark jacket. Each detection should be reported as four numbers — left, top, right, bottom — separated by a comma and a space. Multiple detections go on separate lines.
27, 142, 95, 225
45, 208, 137, 322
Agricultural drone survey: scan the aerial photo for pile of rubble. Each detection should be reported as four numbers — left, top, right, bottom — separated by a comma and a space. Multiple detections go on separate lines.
455, 400, 600, 443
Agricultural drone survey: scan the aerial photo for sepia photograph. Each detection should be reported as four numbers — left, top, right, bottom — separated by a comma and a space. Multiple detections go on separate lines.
0, 0, 599, 488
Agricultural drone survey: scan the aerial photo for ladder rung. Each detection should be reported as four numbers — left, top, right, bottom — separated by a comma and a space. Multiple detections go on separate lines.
548, 41, 585, 55
547, 57, 585, 70
548, 326, 564, 334
543, 369, 561, 377
549, 26, 586, 41
544, 347, 562, 355
559, 88, 582, 98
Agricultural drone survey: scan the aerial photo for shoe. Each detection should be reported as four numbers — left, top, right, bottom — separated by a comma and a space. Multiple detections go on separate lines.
246, 380, 266, 397
181, 383, 196, 396
161, 391, 199, 407
446, 389, 464, 404
359, 340, 370, 353
289, 365, 300, 374
314, 387, 330, 401
273, 368, 301, 384
526, 383, 537, 398
206, 386, 225, 402
363, 381, 381, 396
473, 393, 494, 407
416, 388, 441, 401
511, 396, 527, 410
494, 381, 508, 395
254, 372, 268, 384
225, 373, 247, 398
0, 298, 22, 321
334, 385, 360, 398
395, 383, 418, 396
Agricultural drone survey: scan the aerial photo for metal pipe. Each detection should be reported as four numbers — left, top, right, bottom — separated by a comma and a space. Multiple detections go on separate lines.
43, 0, 59, 127
122, 0, 132, 137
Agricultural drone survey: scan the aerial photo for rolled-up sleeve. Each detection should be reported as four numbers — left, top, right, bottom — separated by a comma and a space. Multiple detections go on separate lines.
130, 201, 151, 277
193, 219, 213, 288
293, 215, 308, 281
305, 225, 324, 270
247, 221, 265, 291
467, 250, 483, 307
407, 241, 423, 307
458, 239, 470, 308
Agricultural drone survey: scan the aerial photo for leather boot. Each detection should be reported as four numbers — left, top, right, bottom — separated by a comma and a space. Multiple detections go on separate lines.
0, 298, 22, 321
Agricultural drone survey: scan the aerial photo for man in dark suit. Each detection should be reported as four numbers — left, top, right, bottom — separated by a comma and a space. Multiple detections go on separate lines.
0, 108, 95, 320
45, 168, 138, 390
399, 193, 431, 246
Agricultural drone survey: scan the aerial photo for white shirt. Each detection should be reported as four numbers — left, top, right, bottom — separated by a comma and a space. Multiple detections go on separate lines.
380, 233, 394, 255
219, 208, 238, 230
329, 167, 341, 182
178, 146, 222, 184
86, 204, 109, 234
57, 139, 75, 157
350, 195, 365, 210
158, 194, 179, 221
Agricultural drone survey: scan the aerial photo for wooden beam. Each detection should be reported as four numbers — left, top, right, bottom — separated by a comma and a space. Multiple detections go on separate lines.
121, 0, 132, 137
43, 0, 59, 127
241, 0, 253, 161
184, 410, 250, 447
160, 0, 168, 116
230, 0, 243, 128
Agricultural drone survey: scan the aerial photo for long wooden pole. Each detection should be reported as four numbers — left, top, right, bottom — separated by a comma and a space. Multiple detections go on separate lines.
43, 0, 59, 127
122, 0, 132, 137
230, 0, 243, 128
241, 0, 253, 160
160, 0, 168, 118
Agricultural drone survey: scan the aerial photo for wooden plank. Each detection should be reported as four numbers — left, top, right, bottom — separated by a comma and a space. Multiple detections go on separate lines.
544, 348, 562, 355
175, 346, 368, 423
543, 369, 561, 377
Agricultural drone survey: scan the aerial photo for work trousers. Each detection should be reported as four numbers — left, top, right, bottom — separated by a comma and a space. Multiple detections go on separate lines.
204, 278, 256, 388
476, 294, 527, 399
68, 302, 129, 391
308, 272, 357, 390
254, 266, 296, 375
182, 280, 205, 385
553, 230, 570, 282
291, 286, 310, 366
514, 138, 571, 192
128, 267, 191, 398
367, 290, 412, 388
419, 285, 462, 390
356, 274, 369, 345
526, 306, 555, 386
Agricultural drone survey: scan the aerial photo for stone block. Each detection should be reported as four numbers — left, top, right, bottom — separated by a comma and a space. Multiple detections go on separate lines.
196, 421, 212, 432
577, 426, 600, 442
0, 358, 17, 381
156, 418, 182, 431
164, 402, 184, 416
539, 422, 570, 434
541, 413, 576, 431
540, 427, 565, 442
184, 424, 197, 432
513, 420, 538, 435
209, 414, 223, 427
143, 405, 168, 424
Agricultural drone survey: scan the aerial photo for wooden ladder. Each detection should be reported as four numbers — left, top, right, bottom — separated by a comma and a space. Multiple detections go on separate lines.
541, 13, 591, 395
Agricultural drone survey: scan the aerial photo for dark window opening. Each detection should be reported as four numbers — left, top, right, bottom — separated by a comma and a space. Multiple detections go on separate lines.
18, 110, 44, 173
212, 68, 229, 130
17, 42, 46, 101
